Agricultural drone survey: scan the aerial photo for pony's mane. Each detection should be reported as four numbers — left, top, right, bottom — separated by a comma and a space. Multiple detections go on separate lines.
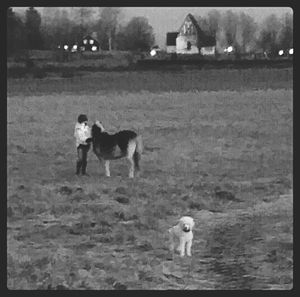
95, 120, 105, 130
91, 123, 104, 139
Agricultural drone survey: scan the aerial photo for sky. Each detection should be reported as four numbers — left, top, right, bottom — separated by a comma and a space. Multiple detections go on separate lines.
13, 7, 292, 48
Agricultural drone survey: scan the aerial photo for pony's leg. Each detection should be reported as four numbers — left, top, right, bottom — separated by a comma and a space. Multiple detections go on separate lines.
96, 156, 103, 176
128, 157, 134, 178
104, 160, 110, 177
127, 141, 136, 178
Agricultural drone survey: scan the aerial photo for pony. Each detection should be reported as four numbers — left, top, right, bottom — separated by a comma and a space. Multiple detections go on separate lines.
90, 121, 143, 178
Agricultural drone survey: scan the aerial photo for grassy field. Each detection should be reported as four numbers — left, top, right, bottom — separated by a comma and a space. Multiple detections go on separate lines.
7, 68, 292, 96
7, 69, 293, 290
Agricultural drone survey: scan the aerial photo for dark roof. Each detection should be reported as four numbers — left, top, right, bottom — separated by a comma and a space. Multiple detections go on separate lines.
83, 35, 96, 40
79, 35, 100, 47
201, 35, 216, 47
186, 13, 216, 47
166, 32, 179, 46
186, 14, 203, 36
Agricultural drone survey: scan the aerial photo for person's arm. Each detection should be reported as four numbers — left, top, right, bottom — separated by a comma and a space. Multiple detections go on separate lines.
85, 126, 92, 143
75, 126, 89, 144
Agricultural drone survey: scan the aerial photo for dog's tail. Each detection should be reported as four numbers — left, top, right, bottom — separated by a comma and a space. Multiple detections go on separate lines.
133, 135, 143, 171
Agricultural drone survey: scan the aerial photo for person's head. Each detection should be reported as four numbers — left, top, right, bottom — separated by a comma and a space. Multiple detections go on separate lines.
78, 114, 88, 124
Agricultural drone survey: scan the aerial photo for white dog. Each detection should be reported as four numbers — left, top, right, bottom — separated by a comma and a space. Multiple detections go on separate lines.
168, 216, 195, 257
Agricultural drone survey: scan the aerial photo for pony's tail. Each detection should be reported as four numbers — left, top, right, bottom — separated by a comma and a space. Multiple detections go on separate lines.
133, 135, 143, 171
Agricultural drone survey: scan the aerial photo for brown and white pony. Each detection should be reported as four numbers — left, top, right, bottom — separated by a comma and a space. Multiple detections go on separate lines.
91, 121, 143, 178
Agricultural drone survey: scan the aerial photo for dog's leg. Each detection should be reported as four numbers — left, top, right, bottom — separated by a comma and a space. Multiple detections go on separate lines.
186, 239, 192, 257
105, 160, 110, 177
178, 238, 186, 257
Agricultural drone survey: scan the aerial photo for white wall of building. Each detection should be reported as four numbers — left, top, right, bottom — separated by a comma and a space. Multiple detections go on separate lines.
166, 45, 177, 53
200, 46, 216, 55
176, 36, 199, 54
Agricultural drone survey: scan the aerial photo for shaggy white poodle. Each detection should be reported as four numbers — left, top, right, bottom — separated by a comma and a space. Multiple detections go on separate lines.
168, 216, 195, 257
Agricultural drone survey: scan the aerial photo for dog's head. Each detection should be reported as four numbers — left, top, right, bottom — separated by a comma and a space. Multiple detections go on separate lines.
179, 216, 195, 233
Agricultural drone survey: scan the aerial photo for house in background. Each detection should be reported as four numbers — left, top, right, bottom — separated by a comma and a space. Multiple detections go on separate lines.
170, 13, 216, 55
199, 35, 216, 55
79, 35, 100, 52
60, 34, 100, 52
166, 32, 179, 53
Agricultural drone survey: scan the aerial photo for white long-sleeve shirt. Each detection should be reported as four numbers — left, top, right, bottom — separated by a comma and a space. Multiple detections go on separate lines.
74, 122, 91, 148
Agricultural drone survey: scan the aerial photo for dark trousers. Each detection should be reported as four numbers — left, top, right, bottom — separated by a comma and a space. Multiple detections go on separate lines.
76, 144, 90, 175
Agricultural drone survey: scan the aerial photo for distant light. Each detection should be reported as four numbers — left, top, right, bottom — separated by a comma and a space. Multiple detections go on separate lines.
91, 46, 97, 51
289, 48, 293, 55
150, 49, 157, 56
278, 49, 284, 56
89, 39, 94, 45
57, 45, 61, 49
83, 39, 87, 45
64, 45, 68, 50
227, 46, 233, 53
224, 48, 227, 53
71, 45, 78, 52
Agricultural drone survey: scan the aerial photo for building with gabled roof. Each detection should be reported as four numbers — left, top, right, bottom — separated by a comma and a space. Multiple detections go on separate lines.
60, 34, 100, 52
79, 35, 100, 52
173, 13, 216, 55
166, 32, 179, 53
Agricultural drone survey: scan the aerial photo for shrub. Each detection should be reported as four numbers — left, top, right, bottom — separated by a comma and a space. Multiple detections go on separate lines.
31, 67, 47, 79
61, 69, 75, 78
7, 66, 27, 78
26, 59, 34, 69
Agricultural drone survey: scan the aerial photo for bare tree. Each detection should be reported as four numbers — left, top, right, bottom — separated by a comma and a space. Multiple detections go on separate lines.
40, 8, 73, 49
73, 7, 95, 37
25, 7, 43, 49
258, 14, 282, 54
222, 10, 239, 48
237, 12, 257, 53
197, 10, 257, 53
116, 17, 155, 51
97, 7, 121, 51
277, 12, 293, 50
207, 9, 222, 36
7, 7, 26, 54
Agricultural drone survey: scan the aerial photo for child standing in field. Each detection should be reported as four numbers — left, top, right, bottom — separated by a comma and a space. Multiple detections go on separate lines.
74, 114, 92, 176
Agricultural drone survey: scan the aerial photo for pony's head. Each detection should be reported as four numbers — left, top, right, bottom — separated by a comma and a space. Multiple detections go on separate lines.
95, 120, 105, 131
91, 121, 105, 139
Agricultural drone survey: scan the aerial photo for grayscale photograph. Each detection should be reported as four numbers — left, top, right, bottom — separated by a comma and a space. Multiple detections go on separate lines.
7, 6, 293, 290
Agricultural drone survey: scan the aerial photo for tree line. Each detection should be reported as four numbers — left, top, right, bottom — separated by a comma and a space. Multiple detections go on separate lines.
7, 7, 293, 56
195, 9, 293, 55
7, 7, 155, 55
